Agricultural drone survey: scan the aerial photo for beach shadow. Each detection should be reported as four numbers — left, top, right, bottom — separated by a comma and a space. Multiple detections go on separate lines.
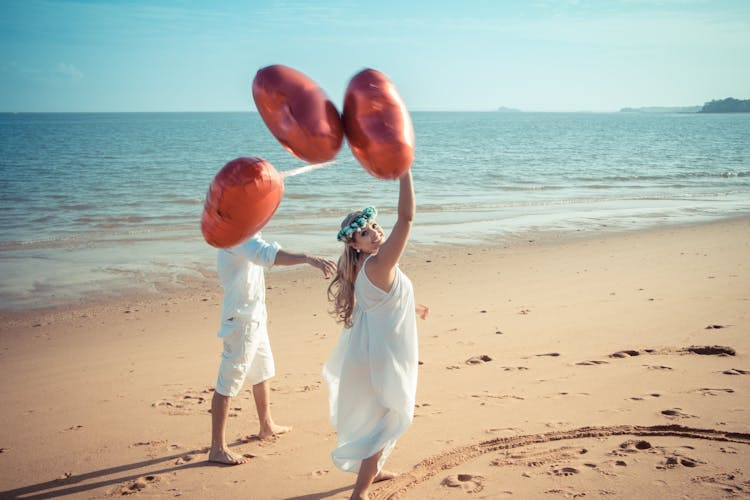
0, 445, 218, 499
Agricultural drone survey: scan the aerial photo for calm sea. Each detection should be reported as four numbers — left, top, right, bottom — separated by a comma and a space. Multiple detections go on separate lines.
1, 111, 749, 310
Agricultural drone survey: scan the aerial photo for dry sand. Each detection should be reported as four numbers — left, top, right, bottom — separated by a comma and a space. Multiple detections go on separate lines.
0, 217, 748, 499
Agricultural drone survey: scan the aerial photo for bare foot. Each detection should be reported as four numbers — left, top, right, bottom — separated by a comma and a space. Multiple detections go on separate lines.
374, 470, 397, 483
258, 423, 292, 440
208, 447, 249, 465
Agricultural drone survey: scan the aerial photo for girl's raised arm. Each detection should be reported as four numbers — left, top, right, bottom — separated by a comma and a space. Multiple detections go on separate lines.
367, 170, 414, 286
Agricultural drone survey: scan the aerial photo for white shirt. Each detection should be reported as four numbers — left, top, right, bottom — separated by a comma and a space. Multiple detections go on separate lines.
217, 234, 280, 330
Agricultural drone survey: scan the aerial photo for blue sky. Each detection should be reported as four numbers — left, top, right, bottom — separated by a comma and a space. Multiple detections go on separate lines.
1, 0, 749, 112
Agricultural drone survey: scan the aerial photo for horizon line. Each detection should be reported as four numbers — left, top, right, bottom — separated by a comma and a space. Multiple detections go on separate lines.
0, 108, 680, 114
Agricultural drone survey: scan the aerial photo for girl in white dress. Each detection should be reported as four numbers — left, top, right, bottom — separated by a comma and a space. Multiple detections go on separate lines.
324, 170, 426, 500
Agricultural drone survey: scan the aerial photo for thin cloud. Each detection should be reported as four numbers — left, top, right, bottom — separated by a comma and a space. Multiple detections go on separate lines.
253, 1, 351, 27
55, 62, 83, 80
2, 61, 84, 82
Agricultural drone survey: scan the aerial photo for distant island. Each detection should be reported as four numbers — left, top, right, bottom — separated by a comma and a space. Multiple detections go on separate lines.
699, 97, 750, 113
496, 106, 522, 113
620, 97, 750, 114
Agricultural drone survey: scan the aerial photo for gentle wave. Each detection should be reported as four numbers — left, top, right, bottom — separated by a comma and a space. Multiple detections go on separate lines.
571, 171, 750, 182
1, 111, 749, 310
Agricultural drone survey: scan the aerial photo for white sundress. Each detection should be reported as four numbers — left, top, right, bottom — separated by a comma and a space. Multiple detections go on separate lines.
322, 255, 419, 473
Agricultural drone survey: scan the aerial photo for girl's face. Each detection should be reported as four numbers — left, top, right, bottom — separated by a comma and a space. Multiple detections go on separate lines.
351, 220, 384, 254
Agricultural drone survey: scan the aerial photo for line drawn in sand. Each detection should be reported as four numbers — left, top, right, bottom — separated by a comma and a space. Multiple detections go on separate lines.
370, 424, 750, 499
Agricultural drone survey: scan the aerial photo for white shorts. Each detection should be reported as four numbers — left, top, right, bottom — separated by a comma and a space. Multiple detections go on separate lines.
215, 319, 275, 397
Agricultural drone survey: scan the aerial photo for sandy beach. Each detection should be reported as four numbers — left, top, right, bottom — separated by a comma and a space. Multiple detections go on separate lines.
1, 216, 748, 499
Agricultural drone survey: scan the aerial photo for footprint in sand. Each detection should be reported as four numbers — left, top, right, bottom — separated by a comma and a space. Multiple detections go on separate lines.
610, 350, 641, 358
57, 472, 74, 480
629, 393, 661, 401
694, 387, 735, 396
132, 440, 193, 460
722, 368, 749, 375
551, 466, 580, 476
465, 355, 493, 365
114, 475, 160, 495
661, 408, 696, 419
132, 440, 167, 447
576, 360, 608, 366
546, 392, 590, 399
174, 451, 204, 465
152, 388, 214, 416
414, 402, 444, 417
680, 345, 736, 356
645, 364, 673, 370
545, 487, 587, 497
658, 454, 704, 469
131, 439, 168, 459
618, 440, 653, 452
297, 383, 320, 392
691, 473, 747, 495
441, 473, 485, 493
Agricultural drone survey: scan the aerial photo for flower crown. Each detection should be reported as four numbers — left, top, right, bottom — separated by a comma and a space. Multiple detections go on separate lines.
337, 206, 377, 242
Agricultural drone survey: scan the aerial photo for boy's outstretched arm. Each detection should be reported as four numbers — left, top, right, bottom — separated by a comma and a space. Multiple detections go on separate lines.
274, 249, 336, 278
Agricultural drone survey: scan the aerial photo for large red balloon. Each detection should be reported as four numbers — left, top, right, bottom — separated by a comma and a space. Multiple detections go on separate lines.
343, 69, 415, 180
252, 65, 343, 163
201, 157, 284, 248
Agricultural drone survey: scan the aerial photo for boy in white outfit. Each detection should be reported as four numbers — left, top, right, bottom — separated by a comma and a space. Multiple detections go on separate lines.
209, 233, 336, 465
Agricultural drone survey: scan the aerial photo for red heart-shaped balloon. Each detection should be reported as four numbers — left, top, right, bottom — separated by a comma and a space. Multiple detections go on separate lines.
201, 157, 284, 248
343, 69, 415, 179
253, 64, 343, 163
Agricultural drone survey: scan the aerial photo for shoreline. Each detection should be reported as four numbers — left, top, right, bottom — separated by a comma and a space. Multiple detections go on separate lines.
3, 213, 749, 319
1, 215, 748, 498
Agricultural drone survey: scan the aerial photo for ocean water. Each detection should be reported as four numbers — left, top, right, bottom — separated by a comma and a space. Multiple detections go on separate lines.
1, 111, 749, 310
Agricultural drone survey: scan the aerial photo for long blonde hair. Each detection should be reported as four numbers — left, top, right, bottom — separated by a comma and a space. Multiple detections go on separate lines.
327, 210, 368, 328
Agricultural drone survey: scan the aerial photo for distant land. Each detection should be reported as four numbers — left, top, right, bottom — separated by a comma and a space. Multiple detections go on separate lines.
620, 97, 750, 114
699, 97, 750, 113
496, 106, 522, 112
620, 105, 701, 113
